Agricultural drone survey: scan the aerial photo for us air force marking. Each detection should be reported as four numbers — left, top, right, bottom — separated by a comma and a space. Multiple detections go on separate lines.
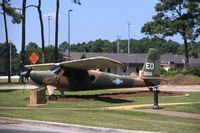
113, 78, 123, 85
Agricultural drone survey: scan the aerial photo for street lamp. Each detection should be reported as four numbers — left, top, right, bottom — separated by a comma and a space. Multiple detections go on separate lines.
68, 9, 73, 60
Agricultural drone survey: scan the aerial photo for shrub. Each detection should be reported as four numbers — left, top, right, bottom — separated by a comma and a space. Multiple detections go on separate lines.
161, 68, 200, 77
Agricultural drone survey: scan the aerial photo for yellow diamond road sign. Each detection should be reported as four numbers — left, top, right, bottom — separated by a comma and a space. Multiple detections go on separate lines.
29, 52, 39, 64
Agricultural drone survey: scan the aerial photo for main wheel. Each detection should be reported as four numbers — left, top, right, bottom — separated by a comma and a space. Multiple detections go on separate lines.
48, 94, 57, 101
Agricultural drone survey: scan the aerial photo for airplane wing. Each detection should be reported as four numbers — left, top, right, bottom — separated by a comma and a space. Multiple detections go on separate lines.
25, 63, 55, 70
56, 56, 123, 70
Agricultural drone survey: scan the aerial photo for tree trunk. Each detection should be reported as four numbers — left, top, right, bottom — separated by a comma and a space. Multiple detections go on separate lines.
2, 0, 11, 83
183, 35, 189, 68
37, 0, 45, 63
21, 0, 26, 69
55, 0, 59, 62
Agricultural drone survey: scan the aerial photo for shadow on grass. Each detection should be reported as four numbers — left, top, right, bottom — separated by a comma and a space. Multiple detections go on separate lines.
0, 89, 18, 92
47, 92, 138, 104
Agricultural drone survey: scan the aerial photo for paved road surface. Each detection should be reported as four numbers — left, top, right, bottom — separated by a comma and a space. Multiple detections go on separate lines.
0, 117, 160, 133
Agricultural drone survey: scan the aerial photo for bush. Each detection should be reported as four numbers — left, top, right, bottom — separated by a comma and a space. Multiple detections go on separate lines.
161, 68, 200, 77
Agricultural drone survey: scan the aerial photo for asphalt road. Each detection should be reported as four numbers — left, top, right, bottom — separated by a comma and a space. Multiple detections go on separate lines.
0, 118, 159, 133
0, 124, 78, 133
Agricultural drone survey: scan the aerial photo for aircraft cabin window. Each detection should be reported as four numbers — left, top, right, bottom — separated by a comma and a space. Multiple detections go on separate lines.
50, 65, 62, 74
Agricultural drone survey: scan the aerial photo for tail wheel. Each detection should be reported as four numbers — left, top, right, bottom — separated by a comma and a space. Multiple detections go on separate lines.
48, 94, 57, 101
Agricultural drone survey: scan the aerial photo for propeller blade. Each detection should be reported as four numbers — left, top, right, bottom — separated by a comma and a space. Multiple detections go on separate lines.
18, 68, 32, 84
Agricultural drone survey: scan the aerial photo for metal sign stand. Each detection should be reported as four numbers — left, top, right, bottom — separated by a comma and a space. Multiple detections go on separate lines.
152, 86, 159, 109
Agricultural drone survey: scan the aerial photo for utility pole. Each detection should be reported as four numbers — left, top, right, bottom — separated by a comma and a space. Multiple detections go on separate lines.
68, 9, 73, 60
47, 16, 52, 46
116, 35, 121, 54
127, 21, 131, 54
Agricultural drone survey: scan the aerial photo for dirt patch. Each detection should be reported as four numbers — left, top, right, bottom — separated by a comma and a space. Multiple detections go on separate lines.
161, 74, 200, 85
106, 102, 200, 110
48, 91, 183, 102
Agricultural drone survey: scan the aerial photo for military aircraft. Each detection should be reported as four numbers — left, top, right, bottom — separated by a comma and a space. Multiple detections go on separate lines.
20, 48, 161, 100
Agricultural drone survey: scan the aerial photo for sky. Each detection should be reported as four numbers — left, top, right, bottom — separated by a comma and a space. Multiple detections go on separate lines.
1, 0, 195, 52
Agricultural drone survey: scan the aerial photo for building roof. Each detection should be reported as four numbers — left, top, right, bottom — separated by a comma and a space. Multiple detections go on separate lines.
63, 52, 200, 67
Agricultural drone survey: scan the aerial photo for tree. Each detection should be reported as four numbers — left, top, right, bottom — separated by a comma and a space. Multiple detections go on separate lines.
24, 0, 45, 63
0, 42, 19, 74
25, 42, 65, 65
46, 45, 63, 63
21, 0, 26, 69
55, 0, 81, 62
72, 0, 81, 5
59, 41, 68, 52
37, 0, 45, 63
141, 0, 200, 67
1, 0, 22, 83
54, 0, 59, 62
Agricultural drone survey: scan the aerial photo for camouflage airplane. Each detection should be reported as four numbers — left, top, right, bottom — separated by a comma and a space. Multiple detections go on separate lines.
21, 48, 161, 100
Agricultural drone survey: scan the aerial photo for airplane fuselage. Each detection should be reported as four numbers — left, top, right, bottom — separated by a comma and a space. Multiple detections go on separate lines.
29, 68, 146, 91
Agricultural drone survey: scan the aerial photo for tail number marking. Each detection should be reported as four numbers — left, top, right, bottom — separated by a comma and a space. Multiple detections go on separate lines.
144, 72, 152, 76
146, 63, 154, 70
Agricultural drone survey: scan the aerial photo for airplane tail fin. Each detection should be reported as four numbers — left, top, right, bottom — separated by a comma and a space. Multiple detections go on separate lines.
140, 48, 161, 86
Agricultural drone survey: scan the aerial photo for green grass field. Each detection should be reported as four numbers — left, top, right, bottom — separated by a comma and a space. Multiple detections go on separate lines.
0, 78, 19, 83
163, 103, 200, 114
0, 89, 200, 133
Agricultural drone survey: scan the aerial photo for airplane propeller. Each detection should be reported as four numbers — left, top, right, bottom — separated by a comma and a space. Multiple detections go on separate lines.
19, 68, 32, 84
18, 67, 32, 93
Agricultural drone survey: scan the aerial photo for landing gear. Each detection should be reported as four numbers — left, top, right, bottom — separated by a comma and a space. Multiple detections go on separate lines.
59, 90, 65, 98
48, 94, 57, 101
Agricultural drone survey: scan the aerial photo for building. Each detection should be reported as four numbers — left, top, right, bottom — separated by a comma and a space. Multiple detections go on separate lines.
63, 52, 200, 75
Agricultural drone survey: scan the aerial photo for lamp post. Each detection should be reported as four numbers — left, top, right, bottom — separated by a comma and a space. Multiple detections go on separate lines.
68, 9, 73, 60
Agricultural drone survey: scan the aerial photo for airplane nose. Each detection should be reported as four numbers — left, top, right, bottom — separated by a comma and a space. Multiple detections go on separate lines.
30, 71, 54, 84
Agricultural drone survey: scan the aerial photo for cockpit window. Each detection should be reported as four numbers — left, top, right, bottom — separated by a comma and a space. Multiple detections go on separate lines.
50, 65, 62, 74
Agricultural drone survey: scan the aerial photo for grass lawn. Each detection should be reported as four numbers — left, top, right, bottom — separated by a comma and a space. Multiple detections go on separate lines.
0, 109, 199, 133
0, 89, 200, 133
1, 90, 200, 108
163, 103, 200, 114
0, 79, 19, 83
